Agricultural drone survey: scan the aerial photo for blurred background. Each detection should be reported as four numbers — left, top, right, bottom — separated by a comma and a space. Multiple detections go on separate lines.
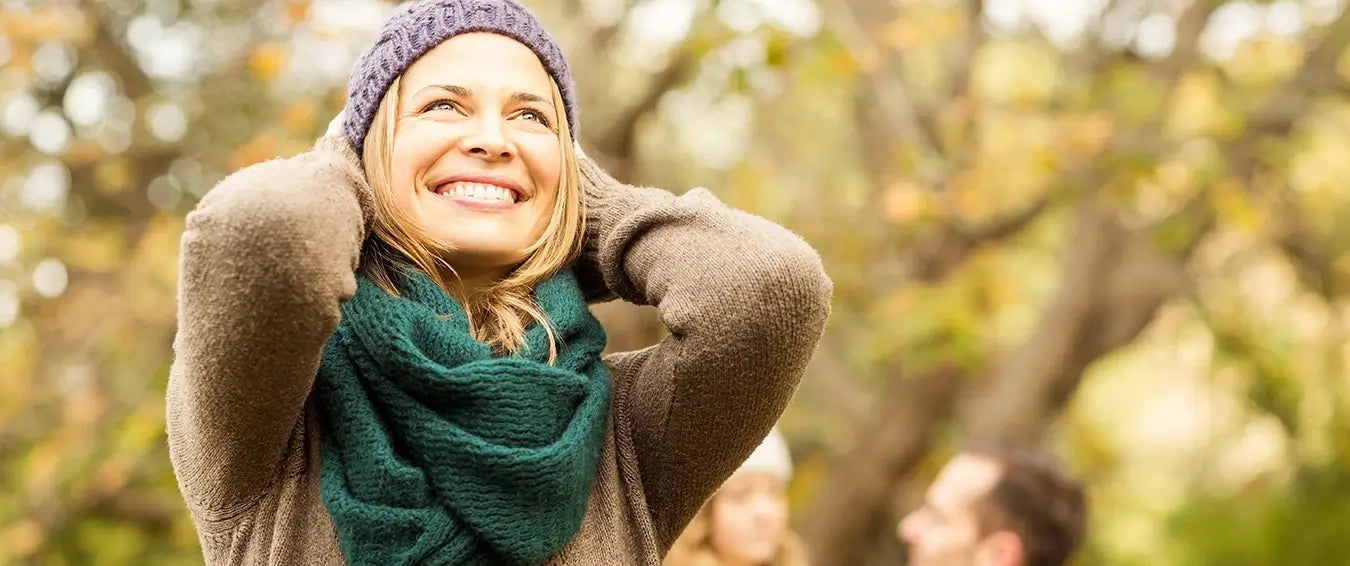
2, 0, 1349, 564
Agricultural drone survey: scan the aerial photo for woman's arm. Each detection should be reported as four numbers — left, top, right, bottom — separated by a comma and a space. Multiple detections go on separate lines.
166, 135, 369, 521
579, 157, 832, 548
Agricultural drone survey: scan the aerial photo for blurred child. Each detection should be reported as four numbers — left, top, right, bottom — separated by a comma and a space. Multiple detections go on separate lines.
664, 428, 810, 566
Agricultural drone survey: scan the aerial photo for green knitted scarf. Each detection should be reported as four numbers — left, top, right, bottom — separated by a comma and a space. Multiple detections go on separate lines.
315, 268, 610, 566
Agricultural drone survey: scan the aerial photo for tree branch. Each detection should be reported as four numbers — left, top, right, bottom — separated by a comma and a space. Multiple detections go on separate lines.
1273, 202, 1338, 299
594, 46, 698, 173
1154, 0, 1222, 83
909, 197, 1053, 282
1250, 5, 1350, 136
913, 0, 988, 163
75, 0, 154, 99
830, 0, 946, 186
803, 364, 964, 566
963, 200, 1191, 443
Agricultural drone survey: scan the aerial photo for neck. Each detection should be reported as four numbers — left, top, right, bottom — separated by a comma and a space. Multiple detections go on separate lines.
720, 556, 766, 566
441, 266, 506, 300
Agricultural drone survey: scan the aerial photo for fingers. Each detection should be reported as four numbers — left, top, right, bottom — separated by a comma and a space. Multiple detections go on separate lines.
326, 111, 346, 138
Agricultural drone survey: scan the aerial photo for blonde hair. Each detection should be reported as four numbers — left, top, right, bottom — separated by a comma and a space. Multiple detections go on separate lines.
663, 494, 811, 566
358, 75, 584, 361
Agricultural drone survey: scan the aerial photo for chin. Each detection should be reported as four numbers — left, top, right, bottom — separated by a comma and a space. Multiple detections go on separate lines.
733, 543, 780, 564
422, 215, 539, 255
424, 228, 535, 267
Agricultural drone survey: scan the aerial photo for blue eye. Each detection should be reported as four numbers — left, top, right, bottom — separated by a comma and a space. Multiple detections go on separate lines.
517, 109, 552, 128
422, 99, 458, 113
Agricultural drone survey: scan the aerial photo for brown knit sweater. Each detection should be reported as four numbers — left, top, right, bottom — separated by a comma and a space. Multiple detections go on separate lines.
166, 135, 831, 565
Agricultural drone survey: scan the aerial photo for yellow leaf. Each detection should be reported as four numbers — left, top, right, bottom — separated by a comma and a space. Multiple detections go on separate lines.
250, 42, 288, 81
93, 457, 134, 494
973, 42, 1061, 106
63, 138, 105, 165
285, 0, 312, 25
281, 101, 317, 133
1156, 161, 1192, 197
1209, 178, 1264, 233
831, 48, 868, 76
5, 44, 30, 72
881, 180, 932, 224
0, 520, 44, 560
950, 169, 994, 222
1168, 73, 1213, 137
61, 225, 124, 273
0, 6, 93, 44
1332, 252, 1350, 293
232, 132, 278, 169
1335, 48, 1350, 86
63, 388, 105, 426
1067, 112, 1115, 158
877, 6, 963, 51
24, 443, 60, 489
94, 158, 133, 194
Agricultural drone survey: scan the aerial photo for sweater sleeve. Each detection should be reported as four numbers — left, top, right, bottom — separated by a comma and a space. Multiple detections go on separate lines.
166, 135, 370, 520
579, 157, 833, 548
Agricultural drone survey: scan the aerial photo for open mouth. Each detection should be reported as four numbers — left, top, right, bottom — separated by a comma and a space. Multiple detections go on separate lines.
431, 181, 521, 204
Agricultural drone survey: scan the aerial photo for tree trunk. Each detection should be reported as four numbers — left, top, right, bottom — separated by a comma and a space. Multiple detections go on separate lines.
803, 365, 963, 566
963, 203, 1189, 442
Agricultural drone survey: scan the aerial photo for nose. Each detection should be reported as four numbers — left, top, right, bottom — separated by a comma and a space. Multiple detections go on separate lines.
897, 513, 921, 543
460, 116, 513, 161
748, 496, 780, 523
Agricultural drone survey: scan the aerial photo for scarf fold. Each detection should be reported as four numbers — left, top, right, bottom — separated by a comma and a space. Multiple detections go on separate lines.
315, 269, 610, 566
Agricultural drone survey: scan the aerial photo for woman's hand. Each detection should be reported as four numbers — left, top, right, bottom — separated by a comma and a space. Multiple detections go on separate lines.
569, 145, 629, 303
575, 145, 626, 203
326, 110, 346, 139
316, 110, 362, 171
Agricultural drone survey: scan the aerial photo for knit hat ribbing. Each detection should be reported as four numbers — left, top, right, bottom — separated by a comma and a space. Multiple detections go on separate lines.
735, 427, 793, 482
341, 0, 577, 154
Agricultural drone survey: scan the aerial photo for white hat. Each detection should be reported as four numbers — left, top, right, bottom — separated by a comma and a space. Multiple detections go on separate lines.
734, 427, 793, 481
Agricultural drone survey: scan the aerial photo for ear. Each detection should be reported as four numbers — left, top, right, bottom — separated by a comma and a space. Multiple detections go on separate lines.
978, 530, 1025, 566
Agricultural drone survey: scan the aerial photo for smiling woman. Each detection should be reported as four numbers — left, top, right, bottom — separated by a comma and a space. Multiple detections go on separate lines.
165, 1, 832, 565
361, 32, 582, 354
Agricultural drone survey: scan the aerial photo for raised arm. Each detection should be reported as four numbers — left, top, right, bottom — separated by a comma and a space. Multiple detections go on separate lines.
578, 157, 832, 548
166, 135, 369, 520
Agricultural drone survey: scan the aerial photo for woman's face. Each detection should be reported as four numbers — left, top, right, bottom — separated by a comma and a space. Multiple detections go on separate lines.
709, 472, 790, 565
389, 32, 562, 280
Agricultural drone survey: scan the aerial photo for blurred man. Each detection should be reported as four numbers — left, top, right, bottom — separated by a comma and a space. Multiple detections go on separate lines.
897, 445, 1087, 566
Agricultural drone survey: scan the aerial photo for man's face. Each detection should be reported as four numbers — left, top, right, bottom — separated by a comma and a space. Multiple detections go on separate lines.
898, 454, 1014, 566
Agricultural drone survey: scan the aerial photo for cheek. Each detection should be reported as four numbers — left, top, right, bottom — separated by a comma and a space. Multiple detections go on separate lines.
709, 503, 781, 562
764, 499, 789, 528
709, 502, 749, 542
389, 127, 447, 202
518, 135, 562, 198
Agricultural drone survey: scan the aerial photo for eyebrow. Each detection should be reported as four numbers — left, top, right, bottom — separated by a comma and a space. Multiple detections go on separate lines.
510, 91, 553, 108
413, 84, 554, 109
415, 84, 471, 98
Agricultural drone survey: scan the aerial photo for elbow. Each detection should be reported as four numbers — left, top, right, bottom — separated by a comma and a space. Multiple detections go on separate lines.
181, 155, 363, 303
765, 241, 833, 330
729, 232, 833, 344
188, 157, 341, 244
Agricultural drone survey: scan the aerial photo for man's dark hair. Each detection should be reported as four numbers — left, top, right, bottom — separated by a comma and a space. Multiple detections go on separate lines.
964, 443, 1088, 566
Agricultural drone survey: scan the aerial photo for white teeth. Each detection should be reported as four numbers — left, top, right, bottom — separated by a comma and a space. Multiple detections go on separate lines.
438, 181, 515, 202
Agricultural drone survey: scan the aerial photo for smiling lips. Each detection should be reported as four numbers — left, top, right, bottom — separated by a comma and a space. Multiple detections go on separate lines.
430, 175, 525, 210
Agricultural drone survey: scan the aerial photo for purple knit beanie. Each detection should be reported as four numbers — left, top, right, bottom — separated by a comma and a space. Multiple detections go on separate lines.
341, 0, 577, 155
